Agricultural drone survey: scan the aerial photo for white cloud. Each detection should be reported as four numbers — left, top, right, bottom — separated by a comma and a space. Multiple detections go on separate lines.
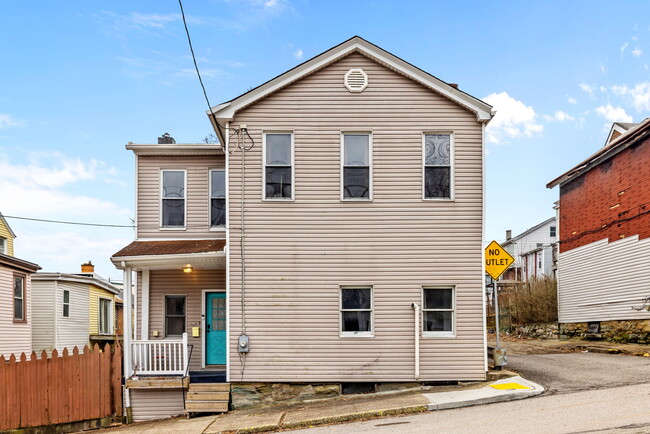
579, 83, 595, 97
0, 114, 22, 129
483, 92, 543, 144
621, 41, 629, 58
610, 82, 650, 111
632, 47, 643, 57
543, 110, 575, 122
594, 104, 633, 123
567, 97, 578, 105
293, 48, 303, 60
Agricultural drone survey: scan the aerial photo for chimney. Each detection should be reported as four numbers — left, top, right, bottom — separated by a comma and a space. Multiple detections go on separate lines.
158, 133, 176, 144
506, 230, 512, 240
81, 261, 94, 274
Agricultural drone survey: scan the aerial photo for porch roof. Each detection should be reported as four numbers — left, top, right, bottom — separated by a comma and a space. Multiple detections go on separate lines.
111, 239, 226, 271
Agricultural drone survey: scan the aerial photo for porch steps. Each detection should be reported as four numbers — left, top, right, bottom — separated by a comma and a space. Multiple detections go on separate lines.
185, 382, 230, 413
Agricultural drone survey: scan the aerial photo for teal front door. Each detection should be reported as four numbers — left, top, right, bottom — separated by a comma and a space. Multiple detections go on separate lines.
206, 292, 227, 365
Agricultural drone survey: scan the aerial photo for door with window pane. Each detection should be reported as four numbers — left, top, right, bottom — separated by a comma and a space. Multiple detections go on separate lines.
206, 292, 226, 365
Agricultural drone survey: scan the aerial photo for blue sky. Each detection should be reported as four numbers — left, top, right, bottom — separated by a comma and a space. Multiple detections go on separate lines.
1, 0, 649, 279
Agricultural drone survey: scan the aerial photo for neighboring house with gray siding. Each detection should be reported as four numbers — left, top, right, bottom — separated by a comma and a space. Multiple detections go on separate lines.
112, 36, 494, 420
501, 217, 557, 282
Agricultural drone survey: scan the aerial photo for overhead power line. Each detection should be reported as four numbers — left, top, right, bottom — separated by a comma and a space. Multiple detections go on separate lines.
3, 215, 134, 228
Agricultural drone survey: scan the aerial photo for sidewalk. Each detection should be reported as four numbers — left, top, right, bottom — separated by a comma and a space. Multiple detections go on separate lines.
97, 375, 543, 434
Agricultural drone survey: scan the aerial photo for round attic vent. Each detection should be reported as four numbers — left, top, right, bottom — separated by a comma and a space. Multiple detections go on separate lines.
344, 68, 368, 93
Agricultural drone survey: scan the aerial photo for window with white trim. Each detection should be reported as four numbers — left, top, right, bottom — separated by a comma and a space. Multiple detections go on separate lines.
424, 134, 452, 199
99, 298, 113, 334
165, 295, 186, 336
161, 170, 185, 227
342, 134, 371, 199
210, 169, 226, 226
63, 289, 70, 318
423, 287, 454, 335
0, 237, 6, 255
13, 274, 25, 322
264, 133, 293, 199
340, 287, 372, 336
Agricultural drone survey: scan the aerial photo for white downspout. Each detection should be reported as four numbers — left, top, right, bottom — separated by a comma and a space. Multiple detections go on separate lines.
411, 303, 420, 380
122, 263, 133, 422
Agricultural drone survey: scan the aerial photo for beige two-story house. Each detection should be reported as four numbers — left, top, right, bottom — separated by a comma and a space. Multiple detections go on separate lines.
113, 36, 494, 421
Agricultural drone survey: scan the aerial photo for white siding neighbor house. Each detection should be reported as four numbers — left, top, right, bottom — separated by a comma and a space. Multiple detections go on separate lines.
112, 36, 494, 421
501, 217, 557, 282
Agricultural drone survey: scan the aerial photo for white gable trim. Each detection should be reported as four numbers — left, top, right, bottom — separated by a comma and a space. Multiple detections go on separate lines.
208, 37, 494, 126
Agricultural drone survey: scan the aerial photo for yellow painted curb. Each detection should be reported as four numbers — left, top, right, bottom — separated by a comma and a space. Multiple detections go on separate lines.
490, 382, 533, 390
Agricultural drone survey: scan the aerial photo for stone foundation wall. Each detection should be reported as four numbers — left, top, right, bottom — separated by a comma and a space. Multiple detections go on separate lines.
231, 383, 341, 409
560, 319, 650, 343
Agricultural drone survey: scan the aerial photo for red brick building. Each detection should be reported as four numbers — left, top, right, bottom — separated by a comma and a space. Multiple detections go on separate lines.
547, 119, 650, 339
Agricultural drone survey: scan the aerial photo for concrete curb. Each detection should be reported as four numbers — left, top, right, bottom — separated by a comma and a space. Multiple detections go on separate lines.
206, 405, 429, 433
424, 375, 545, 411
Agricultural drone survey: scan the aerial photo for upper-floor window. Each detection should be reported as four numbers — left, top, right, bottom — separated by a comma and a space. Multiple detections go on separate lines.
550, 226, 557, 237
63, 289, 70, 317
342, 133, 371, 200
210, 169, 226, 227
423, 134, 452, 199
161, 170, 186, 227
0, 237, 6, 255
264, 133, 293, 199
13, 274, 25, 322
99, 298, 113, 335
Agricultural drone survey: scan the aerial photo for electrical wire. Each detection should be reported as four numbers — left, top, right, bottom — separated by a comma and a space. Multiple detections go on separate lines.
3, 215, 134, 228
177, 0, 226, 140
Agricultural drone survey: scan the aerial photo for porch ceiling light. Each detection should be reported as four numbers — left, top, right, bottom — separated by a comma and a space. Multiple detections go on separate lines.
183, 264, 193, 273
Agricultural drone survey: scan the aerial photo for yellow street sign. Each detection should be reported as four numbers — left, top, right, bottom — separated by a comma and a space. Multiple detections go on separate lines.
485, 240, 515, 280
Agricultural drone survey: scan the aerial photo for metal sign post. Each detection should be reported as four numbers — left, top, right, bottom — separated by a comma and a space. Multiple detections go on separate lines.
484, 240, 514, 369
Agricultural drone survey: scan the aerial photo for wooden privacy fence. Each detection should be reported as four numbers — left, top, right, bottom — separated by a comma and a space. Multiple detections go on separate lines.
0, 343, 122, 431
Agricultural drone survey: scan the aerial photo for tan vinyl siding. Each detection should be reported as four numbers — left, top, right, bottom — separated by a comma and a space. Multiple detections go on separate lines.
145, 269, 226, 371
0, 267, 31, 357
129, 389, 186, 421
136, 155, 225, 239
558, 235, 650, 323
227, 52, 485, 382
31, 280, 55, 351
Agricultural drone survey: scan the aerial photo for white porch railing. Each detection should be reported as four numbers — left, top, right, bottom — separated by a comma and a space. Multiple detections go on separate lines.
131, 332, 189, 376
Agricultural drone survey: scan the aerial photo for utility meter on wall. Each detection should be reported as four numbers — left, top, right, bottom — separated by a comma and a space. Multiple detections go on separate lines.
238, 334, 249, 353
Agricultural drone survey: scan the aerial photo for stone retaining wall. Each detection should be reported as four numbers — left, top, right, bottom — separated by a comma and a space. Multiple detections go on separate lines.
560, 319, 650, 343
511, 323, 559, 340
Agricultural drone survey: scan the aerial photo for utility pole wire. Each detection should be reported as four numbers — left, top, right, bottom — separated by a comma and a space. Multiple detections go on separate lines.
3, 215, 134, 228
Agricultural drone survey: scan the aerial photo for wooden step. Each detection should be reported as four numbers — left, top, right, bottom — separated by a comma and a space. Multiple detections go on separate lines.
188, 382, 230, 392
187, 391, 230, 401
185, 401, 229, 412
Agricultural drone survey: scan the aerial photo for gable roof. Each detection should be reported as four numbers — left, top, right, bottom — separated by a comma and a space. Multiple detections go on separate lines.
33, 272, 120, 295
207, 36, 494, 141
0, 211, 16, 239
547, 118, 650, 189
605, 121, 638, 145
502, 217, 556, 247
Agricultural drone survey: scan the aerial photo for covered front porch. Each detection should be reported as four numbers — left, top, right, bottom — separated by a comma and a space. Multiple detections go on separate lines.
112, 239, 229, 420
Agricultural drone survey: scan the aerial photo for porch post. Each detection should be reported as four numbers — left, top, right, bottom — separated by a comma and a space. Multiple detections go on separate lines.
141, 269, 150, 340
183, 332, 189, 375
123, 265, 133, 378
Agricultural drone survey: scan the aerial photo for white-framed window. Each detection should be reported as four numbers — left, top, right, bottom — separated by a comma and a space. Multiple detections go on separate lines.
210, 169, 226, 227
423, 133, 453, 200
63, 289, 70, 318
340, 286, 373, 337
341, 133, 372, 200
160, 170, 186, 228
422, 287, 455, 337
13, 273, 25, 322
98, 298, 113, 335
263, 133, 293, 200
165, 295, 186, 336
0, 237, 6, 255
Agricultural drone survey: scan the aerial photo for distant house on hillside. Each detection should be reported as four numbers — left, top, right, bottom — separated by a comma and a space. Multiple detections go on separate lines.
31, 261, 121, 353
501, 217, 557, 282
547, 118, 650, 340
0, 211, 41, 358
